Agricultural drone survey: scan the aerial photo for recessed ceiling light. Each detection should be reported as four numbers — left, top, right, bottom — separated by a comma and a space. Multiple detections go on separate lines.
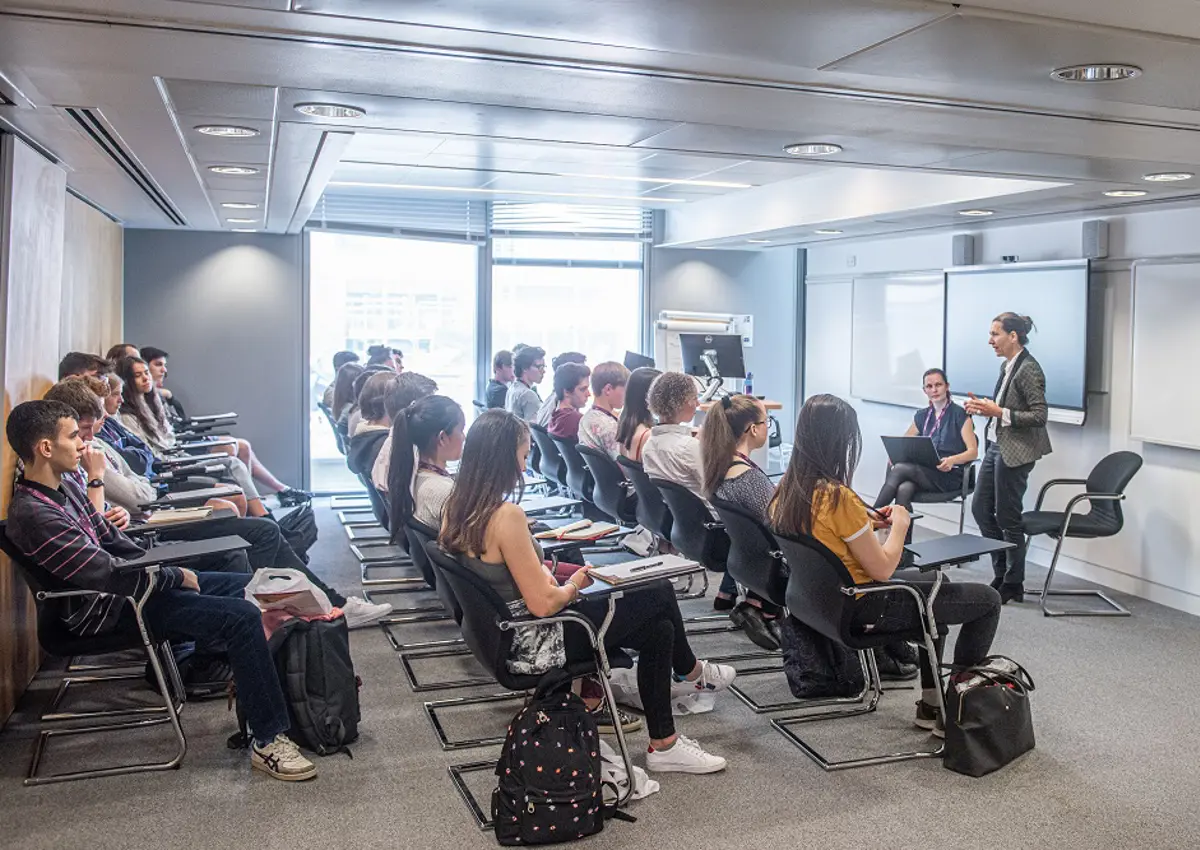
746, 239, 771, 244
195, 125, 260, 138
814, 229, 843, 235
1051, 64, 1142, 83
1143, 172, 1194, 182
327, 181, 686, 204
231, 228, 258, 233
783, 142, 843, 157
1104, 189, 1147, 198
221, 202, 260, 210
209, 165, 259, 175
226, 217, 257, 223
695, 246, 718, 250
958, 209, 995, 217
295, 102, 366, 119
555, 172, 753, 189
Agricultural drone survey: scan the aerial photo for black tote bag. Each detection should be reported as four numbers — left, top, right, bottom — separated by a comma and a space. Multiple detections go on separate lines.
943, 656, 1035, 777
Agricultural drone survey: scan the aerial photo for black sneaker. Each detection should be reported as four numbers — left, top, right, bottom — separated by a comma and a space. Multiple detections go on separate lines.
874, 647, 919, 682
276, 488, 312, 507
590, 703, 643, 734
914, 700, 945, 738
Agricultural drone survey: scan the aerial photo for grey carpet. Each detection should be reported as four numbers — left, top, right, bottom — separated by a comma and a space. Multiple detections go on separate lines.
1, 502, 1197, 849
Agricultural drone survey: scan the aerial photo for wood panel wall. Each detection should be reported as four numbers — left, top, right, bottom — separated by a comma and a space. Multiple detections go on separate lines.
0, 135, 123, 725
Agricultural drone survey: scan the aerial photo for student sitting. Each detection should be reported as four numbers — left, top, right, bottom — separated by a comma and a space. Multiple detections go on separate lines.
874, 368, 978, 512
769, 394, 1001, 737
387, 395, 467, 534
140, 348, 309, 506
439, 410, 735, 773
578, 361, 629, 458
4, 400, 317, 780
616, 367, 661, 463
322, 350, 359, 408
115, 356, 270, 518
47, 378, 391, 629
504, 345, 546, 422
57, 352, 112, 380
486, 350, 514, 409
364, 343, 403, 374
96, 373, 157, 476
371, 372, 439, 494
341, 370, 375, 442
346, 371, 398, 477
105, 343, 140, 362
330, 362, 365, 422
547, 362, 592, 441
535, 352, 587, 427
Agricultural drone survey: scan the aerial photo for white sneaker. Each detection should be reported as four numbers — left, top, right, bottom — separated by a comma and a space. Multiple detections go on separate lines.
341, 596, 392, 629
671, 660, 737, 699
252, 734, 317, 781
645, 735, 727, 775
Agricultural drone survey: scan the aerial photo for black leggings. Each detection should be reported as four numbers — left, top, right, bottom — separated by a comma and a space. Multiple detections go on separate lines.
874, 462, 955, 511
563, 581, 696, 740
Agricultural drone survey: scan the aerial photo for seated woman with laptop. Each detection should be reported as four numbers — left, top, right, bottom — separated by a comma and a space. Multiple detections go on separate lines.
874, 368, 978, 511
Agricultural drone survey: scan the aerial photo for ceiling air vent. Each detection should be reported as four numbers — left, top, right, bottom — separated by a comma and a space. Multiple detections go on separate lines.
61, 107, 186, 226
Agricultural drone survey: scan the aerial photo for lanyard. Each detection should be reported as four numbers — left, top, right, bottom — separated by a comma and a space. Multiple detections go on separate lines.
922, 404, 949, 438
18, 482, 101, 547
418, 461, 452, 478
734, 451, 763, 474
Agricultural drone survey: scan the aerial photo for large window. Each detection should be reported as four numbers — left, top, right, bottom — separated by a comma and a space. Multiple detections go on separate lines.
308, 231, 478, 492
491, 237, 644, 399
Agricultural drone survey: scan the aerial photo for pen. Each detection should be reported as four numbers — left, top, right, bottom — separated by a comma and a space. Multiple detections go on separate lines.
628, 560, 664, 573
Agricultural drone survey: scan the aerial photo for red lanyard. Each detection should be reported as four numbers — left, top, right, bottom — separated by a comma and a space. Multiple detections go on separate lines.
734, 451, 763, 473
19, 482, 101, 547
418, 461, 452, 478
922, 404, 949, 438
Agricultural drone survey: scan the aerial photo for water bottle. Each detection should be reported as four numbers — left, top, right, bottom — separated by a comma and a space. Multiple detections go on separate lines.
744, 371, 754, 395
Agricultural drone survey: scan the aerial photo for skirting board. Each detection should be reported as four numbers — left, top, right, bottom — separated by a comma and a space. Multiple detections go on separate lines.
913, 504, 1200, 618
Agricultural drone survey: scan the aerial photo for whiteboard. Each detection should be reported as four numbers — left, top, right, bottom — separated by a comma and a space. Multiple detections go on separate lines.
850, 274, 944, 408
1130, 259, 1200, 450
804, 280, 852, 399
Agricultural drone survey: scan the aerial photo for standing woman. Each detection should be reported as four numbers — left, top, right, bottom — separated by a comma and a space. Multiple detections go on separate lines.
874, 368, 978, 511
616, 367, 661, 462
964, 313, 1052, 604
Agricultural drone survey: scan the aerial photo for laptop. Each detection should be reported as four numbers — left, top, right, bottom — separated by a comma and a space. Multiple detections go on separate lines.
881, 435, 942, 469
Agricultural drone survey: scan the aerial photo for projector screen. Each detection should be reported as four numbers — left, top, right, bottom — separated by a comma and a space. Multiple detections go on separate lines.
943, 261, 1089, 412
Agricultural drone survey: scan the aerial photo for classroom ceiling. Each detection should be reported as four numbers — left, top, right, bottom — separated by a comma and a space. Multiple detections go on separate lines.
5, 0, 1200, 245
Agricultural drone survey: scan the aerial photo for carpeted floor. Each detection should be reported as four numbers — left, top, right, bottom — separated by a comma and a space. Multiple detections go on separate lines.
1, 500, 1196, 850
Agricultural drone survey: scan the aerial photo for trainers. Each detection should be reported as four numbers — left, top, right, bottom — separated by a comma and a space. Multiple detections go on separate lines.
672, 660, 737, 698
252, 734, 317, 781
645, 735, 727, 774
341, 596, 393, 629
590, 703, 644, 734
874, 647, 919, 682
914, 700, 945, 739
276, 488, 312, 507
729, 602, 781, 652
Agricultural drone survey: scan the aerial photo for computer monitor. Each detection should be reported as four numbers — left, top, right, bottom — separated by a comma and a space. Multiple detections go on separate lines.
678, 333, 746, 379
624, 351, 655, 371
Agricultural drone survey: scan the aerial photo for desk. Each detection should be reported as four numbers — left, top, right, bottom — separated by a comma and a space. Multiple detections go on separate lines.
579, 555, 703, 600
141, 485, 242, 508
538, 524, 635, 556
904, 534, 1014, 572
116, 534, 250, 571
517, 495, 581, 515
127, 507, 238, 534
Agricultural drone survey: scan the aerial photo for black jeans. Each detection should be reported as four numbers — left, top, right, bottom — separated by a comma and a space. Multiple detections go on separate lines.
563, 581, 697, 740
157, 516, 347, 606
874, 462, 957, 511
972, 445, 1034, 585
850, 571, 1001, 689
124, 571, 291, 744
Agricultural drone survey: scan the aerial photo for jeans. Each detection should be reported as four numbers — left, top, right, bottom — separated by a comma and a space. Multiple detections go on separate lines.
972, 445, 1034, 585
134, 571, 290, 745
157, 517, 347, 607
563, 581, 697, 740
850, 571, 1001, 689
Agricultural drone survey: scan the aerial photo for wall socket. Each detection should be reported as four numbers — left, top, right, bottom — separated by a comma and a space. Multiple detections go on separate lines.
846, 254, 857, 268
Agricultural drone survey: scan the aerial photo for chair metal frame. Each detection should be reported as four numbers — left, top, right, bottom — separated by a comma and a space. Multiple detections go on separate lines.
910, 461, 977, 534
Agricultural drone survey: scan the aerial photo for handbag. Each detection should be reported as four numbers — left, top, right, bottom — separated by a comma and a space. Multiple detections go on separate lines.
943, 655, 1035, 777
504, 598, 566, 675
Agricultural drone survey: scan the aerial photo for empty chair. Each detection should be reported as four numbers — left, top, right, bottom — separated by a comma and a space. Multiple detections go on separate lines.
617, 456, 672, 545
528, 423, 568, 493
551, 434, 594, 503
1021, 450, 1143, 617
910, 462, 977, 533
771, 529, 945, 771
578, 445, 638, 525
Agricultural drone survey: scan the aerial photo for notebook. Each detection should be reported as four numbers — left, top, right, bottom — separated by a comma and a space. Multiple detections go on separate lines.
143, 507, 213, 526
588, 554, 698, 586
534, 520, 620, 541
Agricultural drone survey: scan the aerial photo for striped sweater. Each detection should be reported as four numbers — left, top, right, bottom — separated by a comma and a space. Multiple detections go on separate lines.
6, 476, 184, 636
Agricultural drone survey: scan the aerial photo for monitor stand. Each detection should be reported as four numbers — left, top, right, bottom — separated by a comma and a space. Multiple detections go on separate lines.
699, 351, 728, 402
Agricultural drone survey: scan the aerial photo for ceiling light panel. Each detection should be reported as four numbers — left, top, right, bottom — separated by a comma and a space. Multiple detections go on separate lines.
328, 180, 685, 204
226, 217, 257, 223
783, 142, 843, 156
1143, 172, 1193, 182
195, 125, 260, 137
958, 209, 994, 216
1103, 189, 1147, 197
209, 165, 260, 175
814, 229, 843, 234
295, 102, 366, 119
1050, 64, 1142, 83
221, 202, 260, 209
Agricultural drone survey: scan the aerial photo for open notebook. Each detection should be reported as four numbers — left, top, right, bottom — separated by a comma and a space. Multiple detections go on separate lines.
588, 554, 698, 586
143, 507, 213, 526
533, 520, 620, 541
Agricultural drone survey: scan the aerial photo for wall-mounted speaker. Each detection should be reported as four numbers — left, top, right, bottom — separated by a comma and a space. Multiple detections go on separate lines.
1083, 220, 1109, 259
952, 233, 976, 266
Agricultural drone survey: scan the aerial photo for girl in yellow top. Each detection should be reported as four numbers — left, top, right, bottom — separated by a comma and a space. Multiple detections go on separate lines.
770, 394, 1001, 737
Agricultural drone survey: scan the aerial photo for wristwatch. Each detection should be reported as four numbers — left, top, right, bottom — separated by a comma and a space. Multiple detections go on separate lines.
86, 478, 104, 489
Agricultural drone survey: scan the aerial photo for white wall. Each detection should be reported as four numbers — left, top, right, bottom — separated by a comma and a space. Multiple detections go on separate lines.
806, 207, 1200, 615
649, 246, 802, 440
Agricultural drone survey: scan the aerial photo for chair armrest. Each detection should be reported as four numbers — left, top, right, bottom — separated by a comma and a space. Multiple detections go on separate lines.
1058, 492, 1126, 537
841, 576, 942, 635
703, 521, 725, 531
1034, 478, 1089, 511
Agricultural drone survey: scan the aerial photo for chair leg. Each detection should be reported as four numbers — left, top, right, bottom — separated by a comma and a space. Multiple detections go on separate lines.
1027, 536, 1130, 617
424, 691, 527, 750
448, 761, 499, 830
400, 647, 496, 692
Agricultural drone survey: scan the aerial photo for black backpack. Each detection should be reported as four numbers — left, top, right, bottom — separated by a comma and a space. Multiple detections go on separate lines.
277, 503, 318, 563
492, 676, 631, 845
228, 616, 360, 756
779, 615, 865, 699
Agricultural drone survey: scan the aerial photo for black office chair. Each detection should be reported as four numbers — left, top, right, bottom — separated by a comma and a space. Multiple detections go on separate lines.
1021, 451, 1143, 617
577, 445, 638, 525
425, 542, 635, 828
317, 401, 346, 455
551, 434, 594, 503
911, 462, 978, 533
771, 529, 945, 771
528, 423, 568, 494
616, 456, 672, 546
471, 400, 485, 413
0, 524, 187, 786
650, 479, 730, 573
